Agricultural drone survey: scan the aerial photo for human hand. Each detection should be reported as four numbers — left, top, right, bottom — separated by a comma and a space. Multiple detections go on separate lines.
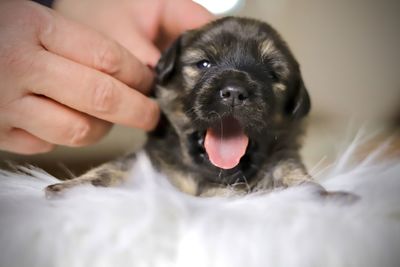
0, 1, 158, 154
54, 0, 214, 67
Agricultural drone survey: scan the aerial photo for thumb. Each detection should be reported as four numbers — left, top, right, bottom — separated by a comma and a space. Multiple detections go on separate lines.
159, 0, 214, 47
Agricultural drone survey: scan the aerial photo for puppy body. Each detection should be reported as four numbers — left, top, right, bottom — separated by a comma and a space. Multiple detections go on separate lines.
47, 17, 314, 197
146, 17, 312, 195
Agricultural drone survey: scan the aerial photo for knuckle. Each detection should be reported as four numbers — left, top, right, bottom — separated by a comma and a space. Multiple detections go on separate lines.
92, 77, 117, 113
67, 119, 92, 146
94, 40, 122, 75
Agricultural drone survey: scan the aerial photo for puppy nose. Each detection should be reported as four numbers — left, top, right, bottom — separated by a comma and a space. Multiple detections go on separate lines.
219, 86, 249, 106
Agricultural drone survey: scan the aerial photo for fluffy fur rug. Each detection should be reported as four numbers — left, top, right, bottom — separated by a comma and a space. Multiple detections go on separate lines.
0, 137, 399, 267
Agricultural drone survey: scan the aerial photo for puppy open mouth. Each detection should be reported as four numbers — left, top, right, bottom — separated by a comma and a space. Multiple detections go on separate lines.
204, 117, 249, 170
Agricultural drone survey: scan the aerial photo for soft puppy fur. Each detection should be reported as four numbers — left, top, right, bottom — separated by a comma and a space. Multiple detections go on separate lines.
46, 17, 315, 197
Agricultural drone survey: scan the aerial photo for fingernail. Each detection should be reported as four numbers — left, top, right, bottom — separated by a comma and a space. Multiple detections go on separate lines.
146, 64, 155, 71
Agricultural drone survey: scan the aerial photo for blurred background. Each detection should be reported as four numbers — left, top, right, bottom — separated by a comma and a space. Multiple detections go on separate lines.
1, 0, 399, 178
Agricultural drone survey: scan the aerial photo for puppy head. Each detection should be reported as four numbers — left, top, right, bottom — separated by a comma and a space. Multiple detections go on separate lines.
154, 17, 310, 184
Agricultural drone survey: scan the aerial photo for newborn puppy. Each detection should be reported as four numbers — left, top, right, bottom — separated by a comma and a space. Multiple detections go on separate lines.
46, 17, 316, 197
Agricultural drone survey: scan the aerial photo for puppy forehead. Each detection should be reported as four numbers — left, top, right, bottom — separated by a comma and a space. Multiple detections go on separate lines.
182, 18, 286, 61
202, 17, 266, 40
181, 48, 207, 63
182, 35, 266, 65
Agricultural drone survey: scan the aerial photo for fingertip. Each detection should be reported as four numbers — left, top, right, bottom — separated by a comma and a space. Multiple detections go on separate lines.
136, 63, 156, 94
163, 0, 215, 35
143, 100, 161, 131
144, 50, 161, 69
127, 99, 160, 131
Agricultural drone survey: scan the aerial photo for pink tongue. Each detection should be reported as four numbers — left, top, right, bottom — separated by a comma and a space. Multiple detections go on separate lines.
204, 117, 249, 169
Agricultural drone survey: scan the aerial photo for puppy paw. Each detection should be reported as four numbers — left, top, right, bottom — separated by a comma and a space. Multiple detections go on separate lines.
45, 181, 81, 199
45, 183, 68, 199
318, 190, 360, 204
299, 182, 360, 204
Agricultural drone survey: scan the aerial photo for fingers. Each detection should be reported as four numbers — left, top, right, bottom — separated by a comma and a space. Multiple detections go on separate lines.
38, 8, 154, 93
5, 94, 112, 147
33, 10, 160, 130
104, 24, 161, 67
0, 1, 162, 155
27, 50, 160, 130
160, 0, 214, 45
0, 129, 54, 155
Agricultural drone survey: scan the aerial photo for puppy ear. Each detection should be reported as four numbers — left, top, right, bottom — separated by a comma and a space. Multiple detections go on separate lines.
285, 78, 311, 119
156, 37, 182, 85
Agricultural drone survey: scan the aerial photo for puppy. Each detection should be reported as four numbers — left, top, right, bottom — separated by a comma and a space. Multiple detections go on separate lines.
46, 17, 317, 197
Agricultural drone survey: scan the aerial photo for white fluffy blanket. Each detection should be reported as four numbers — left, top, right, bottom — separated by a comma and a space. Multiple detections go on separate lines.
0, 138, 399, 267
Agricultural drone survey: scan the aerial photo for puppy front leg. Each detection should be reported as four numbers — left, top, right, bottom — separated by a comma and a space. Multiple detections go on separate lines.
271, 159, 313, 188
266, 158, 359, 202
45, 153, 136, 197
251, 156, 312, 192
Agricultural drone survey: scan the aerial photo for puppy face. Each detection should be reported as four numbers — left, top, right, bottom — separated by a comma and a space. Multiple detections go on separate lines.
153, 17, 310, 185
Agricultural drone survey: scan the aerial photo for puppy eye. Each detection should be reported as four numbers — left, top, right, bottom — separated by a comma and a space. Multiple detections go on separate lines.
196, 60, 212, 69
268, 71, 279, 82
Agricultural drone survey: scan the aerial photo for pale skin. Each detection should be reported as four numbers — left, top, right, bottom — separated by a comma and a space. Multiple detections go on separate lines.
0, 0, 213, 155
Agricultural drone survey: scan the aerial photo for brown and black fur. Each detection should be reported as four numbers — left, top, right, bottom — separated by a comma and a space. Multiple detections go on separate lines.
47, 17, 321, 197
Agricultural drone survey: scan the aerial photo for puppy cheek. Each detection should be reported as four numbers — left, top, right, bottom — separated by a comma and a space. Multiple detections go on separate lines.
254, 100, 270, 123
160, 95, 195, 134
191, 96, 207, 120
268, 82, 287, 115
182, 66, 200, 90
273, 63, 290, 81
272, 83, 286, 93
155, 85, 179, 112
